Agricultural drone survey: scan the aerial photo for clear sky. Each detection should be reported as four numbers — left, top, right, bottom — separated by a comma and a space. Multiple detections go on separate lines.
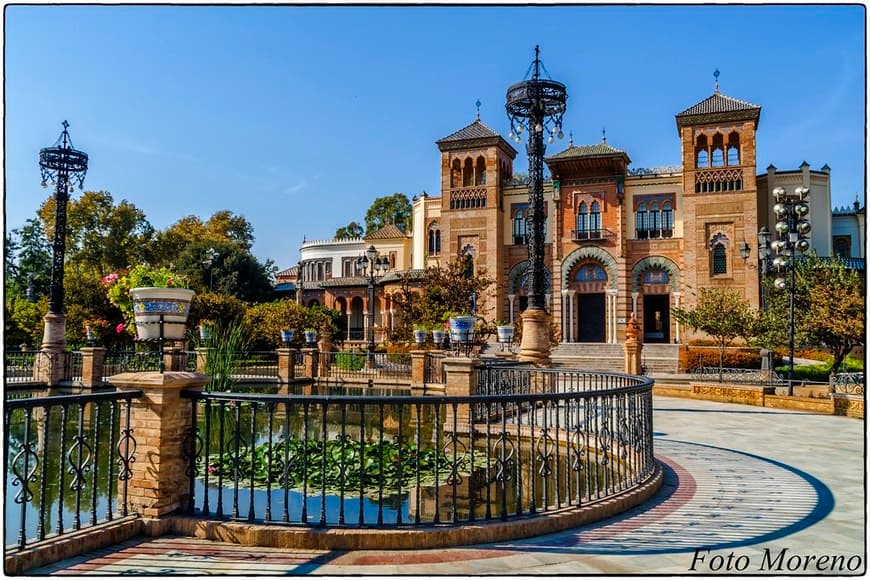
5, 4, 865, 270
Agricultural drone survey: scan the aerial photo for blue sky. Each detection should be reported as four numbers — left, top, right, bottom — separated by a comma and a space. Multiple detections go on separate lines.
5, 4, 865, 269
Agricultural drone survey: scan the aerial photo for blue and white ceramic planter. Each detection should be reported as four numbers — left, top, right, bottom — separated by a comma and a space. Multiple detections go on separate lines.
496, 325, 514, 343
281, 329, 295, 344
130, 287, 195, 341
304, 330, 318, 345
431, 329, 446, 346
413, 329, 428, 345
449, 316, 476, 343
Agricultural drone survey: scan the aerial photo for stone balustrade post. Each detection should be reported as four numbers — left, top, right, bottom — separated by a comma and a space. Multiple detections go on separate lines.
410, 350, 427, 388
623, 313, 644, 375
33, 350, 68, 386
107, 370, 209, 519
80, 347, 107, 387
442, 356, 479, 432
194, 347, 210, 374
302, 347, 319, 379
277, 348, 297, 383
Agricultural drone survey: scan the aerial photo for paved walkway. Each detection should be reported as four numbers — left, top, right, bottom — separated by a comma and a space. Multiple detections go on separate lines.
32, 397, 865, 575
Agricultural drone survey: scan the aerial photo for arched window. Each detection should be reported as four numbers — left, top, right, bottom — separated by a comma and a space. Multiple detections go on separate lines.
428, 223, 441, 256
696, 134, 709, 168
727, 132, 740, 165
649, 202, 660, 238
711, 133, 725, 167
475, 156, 486, 185
636, 203, 648, 239
463, 158, 474, 187
590, 201, 601, 236
661, 201, 673, 238
576, 202, 588, 237
513, 208, 527, 244
451, 159, 462, 188
712, 243, 727, 274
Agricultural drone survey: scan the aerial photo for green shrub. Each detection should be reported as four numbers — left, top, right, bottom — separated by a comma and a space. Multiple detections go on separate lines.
336, 351, 365, 371
685, 349, 780, 371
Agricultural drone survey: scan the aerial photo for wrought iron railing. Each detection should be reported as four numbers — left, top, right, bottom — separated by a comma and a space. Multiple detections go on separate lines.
4, 351, 40, 385
317, 351, 412, 381
424, 353, 446, 385
690, 366, 784, 385
103, 351, 162, 378
4, 389, 142, 551
347, 329, 365, 341
68, 351, 83, 384
181, 371, 654, 529
232, 351, 279, 380
832, 372, 864, 395
570, 228, 615, 242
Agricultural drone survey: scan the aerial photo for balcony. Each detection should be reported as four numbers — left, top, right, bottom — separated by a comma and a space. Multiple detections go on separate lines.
571, 228, 615, 243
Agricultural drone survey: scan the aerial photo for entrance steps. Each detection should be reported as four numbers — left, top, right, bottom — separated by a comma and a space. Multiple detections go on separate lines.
551, 342, 680, 374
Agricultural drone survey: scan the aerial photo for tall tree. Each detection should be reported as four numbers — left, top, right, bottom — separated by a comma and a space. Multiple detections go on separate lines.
175, 240, 275, 303
673, 288, 760, 380
6, 218, 55, 300
364, 193, 412, 235
156, 210, 255, 264
37, 191, 155, 275
334, 221, 364, 239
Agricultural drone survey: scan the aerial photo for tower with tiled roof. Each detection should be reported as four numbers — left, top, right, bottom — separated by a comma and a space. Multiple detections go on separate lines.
433, 111, 517, 319
676, 71, 763, 308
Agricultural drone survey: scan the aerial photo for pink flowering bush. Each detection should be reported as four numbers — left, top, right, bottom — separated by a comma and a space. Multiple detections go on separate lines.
103, 265, 191, 335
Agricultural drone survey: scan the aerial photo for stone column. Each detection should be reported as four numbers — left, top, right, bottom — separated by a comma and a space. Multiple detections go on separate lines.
607, 289, 618, 344
442, 357, 479, 431
410, 350, 427, 388
107, 371, 209, 518
623, 313, 644, 375
567, 290, 576, 342
560, 289, 568, 342
33, 350, 68, 386
302, 347, 318, 379
507, 294, 516, 324
194, 347, 209, 374
518, 309, 551, 367
277, 348, 296, 383
80, 347, 107, 388
672, 291, 682, 343
631, 292, 639, 315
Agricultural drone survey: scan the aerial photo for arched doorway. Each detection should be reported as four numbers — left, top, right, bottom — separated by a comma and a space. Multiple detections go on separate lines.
506, 260, 552, 321
631, 256, 681, 344
334, 297, 348, 341
569, 262, 608, 343
349, 296, 365, 341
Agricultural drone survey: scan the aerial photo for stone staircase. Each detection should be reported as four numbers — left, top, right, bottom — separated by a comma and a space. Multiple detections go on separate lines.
551, 342, 680, 374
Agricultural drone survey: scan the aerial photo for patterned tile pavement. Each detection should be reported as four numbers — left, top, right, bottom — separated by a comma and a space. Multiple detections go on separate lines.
30, 397, 865, 575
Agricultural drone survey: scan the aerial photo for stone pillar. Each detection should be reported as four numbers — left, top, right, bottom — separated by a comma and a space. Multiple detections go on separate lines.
163, 343, 187, 372
518, 309, 551, 367
560, 289, 568, 341
631, 291, 639, 315
672, 291, 682, 343
607, 289, 618, 344
302, 347, 318, 379
107, 371, 209, 518
567, 290, 576, 342
277, 348, 296, 383
194, 347, 209, 374
507, 294, 516, 324
80, 347, 107, 388
410, 350, 427, 388
624, 313, 644, 375
33, 350, 68, 386
442, 357, 479, 431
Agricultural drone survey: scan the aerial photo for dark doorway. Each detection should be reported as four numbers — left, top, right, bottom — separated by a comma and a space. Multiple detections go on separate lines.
577, 293, 605, 342
643, 294, 670, 343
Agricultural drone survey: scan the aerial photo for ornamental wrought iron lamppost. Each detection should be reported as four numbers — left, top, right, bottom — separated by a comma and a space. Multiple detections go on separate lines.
771, 186, 811, 393
357, 245, 389, 356
506, 45, 567, 365
38, 121, 88, 354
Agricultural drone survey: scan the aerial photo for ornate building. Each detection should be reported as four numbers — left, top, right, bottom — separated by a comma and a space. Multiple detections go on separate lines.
291, 79, 855, 355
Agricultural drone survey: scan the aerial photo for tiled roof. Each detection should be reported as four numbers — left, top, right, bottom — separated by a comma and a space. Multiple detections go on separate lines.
380, 269, 425, 283
321, 277, 370, 288
547, 142, 627, 160
366, 224, 407, 240
276, 265, 298, 277
436, 120, 501, 143
676, 92, 760, 117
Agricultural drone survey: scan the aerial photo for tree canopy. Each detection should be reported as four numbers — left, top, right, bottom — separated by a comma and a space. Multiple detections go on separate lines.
334, 221, 364, 239
364, 193, 412, 235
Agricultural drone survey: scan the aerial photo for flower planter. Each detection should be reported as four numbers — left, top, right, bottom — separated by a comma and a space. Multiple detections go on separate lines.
413, 329, 428, 346
431, 329, 446, 347
130, 287, 195, 341
280, 330, 294, 344
449, 316, 476, 344
304, 330, 318, 345
496, 325, 514, 343
198, 325, 212, 340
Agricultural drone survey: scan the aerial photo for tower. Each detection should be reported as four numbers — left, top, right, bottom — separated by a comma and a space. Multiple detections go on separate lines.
676, 73, 763, 307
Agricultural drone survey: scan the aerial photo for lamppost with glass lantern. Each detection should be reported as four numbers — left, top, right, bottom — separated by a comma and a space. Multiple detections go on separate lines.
202, 247, 218, 292
506, 46, 567, 365
357, 245, 389, 355
38, 121, 88, 352
771, 186, 811, 391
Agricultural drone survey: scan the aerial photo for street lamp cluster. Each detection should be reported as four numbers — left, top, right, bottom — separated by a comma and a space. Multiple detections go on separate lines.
357, 245, 389, 355
770, 186, 812, 386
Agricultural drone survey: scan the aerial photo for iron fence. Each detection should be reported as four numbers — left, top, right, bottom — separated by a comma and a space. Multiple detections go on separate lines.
832, 372, 864, 395
317, 351, 412, 381
4, 351, 40, 385
424, 353, 446, 385
4, 389, 142, 551
103, 351, 162, 378
68, 351, 83, 384
180, 369, 654, 529
690, 366, 784, 386
233, 351, 279, 380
